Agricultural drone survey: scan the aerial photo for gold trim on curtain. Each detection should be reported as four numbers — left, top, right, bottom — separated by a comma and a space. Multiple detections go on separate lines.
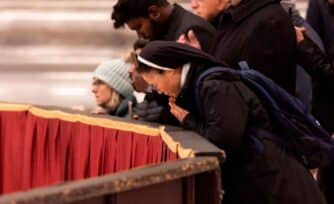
0, 103, 195, 158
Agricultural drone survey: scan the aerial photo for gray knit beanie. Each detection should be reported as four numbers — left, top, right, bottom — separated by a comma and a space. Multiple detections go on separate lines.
93, 59, 134, 98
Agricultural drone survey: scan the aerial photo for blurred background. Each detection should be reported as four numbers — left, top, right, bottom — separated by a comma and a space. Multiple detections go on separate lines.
0, 0, 309, 110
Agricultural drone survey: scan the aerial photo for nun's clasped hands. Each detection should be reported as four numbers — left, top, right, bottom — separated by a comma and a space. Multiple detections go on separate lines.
168, 97, 189, 123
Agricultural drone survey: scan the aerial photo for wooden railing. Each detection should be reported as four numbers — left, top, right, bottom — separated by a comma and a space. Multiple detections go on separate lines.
0, 103, 224, 204
0, 157, 222, 204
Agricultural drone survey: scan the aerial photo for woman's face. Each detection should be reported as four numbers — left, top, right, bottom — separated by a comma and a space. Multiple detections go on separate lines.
91, 78, 113, 106
141, 69, 182, 98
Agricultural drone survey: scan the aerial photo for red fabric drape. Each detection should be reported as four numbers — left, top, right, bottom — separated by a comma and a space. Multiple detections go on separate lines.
0, 110, 178, 195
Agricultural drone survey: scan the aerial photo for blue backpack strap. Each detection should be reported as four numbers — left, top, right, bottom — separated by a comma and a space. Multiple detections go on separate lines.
195, 67, 231, 115
238, 61, 250, 70
239, 68, 333, 167
195, 66, 266, 153
196, 63, 333, 167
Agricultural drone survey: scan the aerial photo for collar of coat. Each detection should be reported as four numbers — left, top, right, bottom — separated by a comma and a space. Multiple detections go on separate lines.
225, 0, 279, 23
108, 95, 136, 117
159, 3, 184, 40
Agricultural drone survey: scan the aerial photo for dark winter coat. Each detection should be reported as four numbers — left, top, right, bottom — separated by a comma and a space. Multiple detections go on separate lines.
156, 3, 216, 52
307, 0, 334, 52
210, 0, 297, 95
297, 37, 334, 134
176, 63, 326, 204
283, 4, 325, 111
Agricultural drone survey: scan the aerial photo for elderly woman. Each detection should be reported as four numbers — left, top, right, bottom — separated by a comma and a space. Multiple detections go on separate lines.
92, 59, 135, 117
135, 41, 326, 204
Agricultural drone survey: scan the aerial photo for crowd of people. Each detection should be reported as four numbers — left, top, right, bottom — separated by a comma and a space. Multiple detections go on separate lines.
86, 0, 334, 203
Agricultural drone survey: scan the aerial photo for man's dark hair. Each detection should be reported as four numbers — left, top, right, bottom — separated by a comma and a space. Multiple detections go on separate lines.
111, 0, 169, 28
133, 39, 150, 50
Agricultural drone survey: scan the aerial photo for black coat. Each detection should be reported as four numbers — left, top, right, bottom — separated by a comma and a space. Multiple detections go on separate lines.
176, 63, 325, 204
157, 4, 216, 52
307, 0, 334, 52
210, 0, 297, 95
297, 37, 334, 134
296, 37, 334, 204
289, 9, 325, 111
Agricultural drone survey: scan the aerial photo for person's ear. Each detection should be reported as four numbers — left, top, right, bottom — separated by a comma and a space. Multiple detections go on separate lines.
218, 0, 228, 10
148, 5, 161, 21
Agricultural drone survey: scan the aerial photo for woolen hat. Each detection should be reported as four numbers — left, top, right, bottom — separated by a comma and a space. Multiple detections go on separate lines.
93, 59, 134, 98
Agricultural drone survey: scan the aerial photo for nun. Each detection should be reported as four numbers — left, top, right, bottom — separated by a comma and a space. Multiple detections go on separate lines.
135, 41, 326, 204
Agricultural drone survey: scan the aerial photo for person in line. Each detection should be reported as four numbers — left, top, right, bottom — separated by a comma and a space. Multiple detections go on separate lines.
111, 0, 216, 52
294, 2, 334, 135
135, 40, 326, 204
126, 39, 178, 123
111, 0, 216, 125
190, 0, 323, 111
296, 1, 334, 200
281, 0, 325, 111
188, 0, 297, 95
92, 59, 135, 117
128, 39, 151, 93
307, 0, 334, 53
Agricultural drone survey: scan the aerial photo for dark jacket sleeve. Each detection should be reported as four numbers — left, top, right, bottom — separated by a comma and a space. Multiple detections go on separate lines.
182, 79, 249, 153
307, 0, 323, 39
297, 36, 334, 86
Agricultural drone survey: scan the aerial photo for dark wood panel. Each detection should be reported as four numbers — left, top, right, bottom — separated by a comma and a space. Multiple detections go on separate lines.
114, 179, 183, 204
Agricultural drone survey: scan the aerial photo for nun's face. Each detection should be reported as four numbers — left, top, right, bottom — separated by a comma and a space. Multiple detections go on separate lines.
141, 69, 182, 98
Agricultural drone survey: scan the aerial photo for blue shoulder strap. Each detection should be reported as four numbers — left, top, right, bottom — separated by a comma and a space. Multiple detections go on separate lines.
195, 66, 232, 115
194, 65, 266, 153
238, 61, 250, 70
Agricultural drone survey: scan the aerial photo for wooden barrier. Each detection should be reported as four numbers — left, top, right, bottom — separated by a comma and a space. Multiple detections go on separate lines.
0, 103, 224, 204
0, 157, 222, 204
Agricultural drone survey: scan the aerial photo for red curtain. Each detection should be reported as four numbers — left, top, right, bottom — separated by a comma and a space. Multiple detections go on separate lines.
0, 110, 178, 195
